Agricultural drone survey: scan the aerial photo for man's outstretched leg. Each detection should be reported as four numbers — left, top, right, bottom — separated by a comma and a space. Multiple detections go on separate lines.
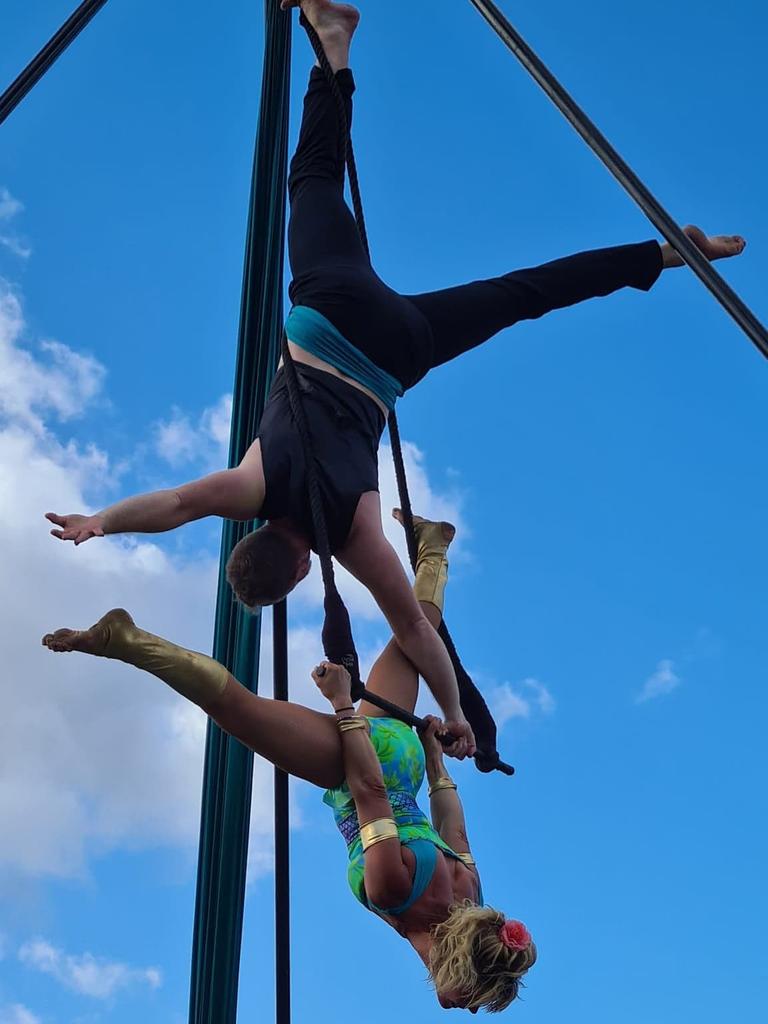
285, 1, 366, 279
406, 226, 747, 371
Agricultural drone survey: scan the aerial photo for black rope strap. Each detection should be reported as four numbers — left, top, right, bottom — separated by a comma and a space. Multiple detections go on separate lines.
287, 14, 512, 774
280, 331, 362, 693
387, 391, 510, 774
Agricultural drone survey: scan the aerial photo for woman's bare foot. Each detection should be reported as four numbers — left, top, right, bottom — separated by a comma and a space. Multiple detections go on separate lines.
42, 609, 231, 709
280, 0, 360, 72
42, 608, 139, 660
662, 225, 747, 268
392, 508, 456, 548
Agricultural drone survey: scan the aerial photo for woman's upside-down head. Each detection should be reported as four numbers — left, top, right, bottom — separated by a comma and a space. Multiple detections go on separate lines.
429, 903, 537, 1013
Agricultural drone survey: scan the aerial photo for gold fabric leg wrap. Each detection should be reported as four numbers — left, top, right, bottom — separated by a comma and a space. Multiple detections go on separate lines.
411, 519, 454, 614
98, 609, 229, 710
414, 552, 449, 612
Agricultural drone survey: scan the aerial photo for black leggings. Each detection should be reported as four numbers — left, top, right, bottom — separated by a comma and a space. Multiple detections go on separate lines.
288, 68, 663, 391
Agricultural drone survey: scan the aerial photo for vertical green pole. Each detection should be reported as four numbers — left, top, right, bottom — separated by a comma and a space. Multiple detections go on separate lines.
188, 5, 292, 1023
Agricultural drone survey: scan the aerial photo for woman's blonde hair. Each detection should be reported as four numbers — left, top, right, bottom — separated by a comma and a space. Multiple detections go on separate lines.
428, 902, 537, 1013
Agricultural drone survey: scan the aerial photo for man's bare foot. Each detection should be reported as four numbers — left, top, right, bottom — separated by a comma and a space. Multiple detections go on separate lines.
662, 225, 747, 268
280, 0, 360, 71
42, 608, 138, 660
392, 508, 456, 547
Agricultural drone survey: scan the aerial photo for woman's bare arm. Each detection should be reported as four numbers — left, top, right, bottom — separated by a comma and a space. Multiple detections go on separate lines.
422, 718, 472, 855
47, 440, 265, 544
313, 662, 412, 908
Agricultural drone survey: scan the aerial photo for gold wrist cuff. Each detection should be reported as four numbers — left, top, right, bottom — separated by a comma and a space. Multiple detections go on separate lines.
457, 852, 476, 868
360, 817, 399, 851
337, 716, 367, 734
428, 777, 457, 797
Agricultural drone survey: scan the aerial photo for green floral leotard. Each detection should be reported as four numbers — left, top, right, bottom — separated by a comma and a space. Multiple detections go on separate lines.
323, 717, 478, 910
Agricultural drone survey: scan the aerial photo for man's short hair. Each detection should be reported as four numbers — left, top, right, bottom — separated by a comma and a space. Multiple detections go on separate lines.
226, 527, 301, 609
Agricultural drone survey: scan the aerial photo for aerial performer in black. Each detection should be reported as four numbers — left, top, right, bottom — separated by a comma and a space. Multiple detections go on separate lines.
43, 513, 536, 1013
45, 0, 746, 757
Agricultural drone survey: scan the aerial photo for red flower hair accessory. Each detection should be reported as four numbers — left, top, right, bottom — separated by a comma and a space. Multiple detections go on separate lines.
499, 919, 531, 951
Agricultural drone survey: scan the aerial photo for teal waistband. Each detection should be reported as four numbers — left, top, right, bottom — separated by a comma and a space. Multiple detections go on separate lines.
285, 305, 403, 411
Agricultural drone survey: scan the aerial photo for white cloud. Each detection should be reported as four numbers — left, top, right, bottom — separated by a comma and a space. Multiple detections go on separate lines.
0, 1005, 41, 1024
0, 187, 30, 260
488, 677, 556, 730
0, 430, 218, 878
0, 236, 32, 260
19, 939, 160, 999
636, 658, 681, 703
0, 283, 280, 881
0, 284, 105, 436
154, 394, 232, 468
525, 678, 556, 715
204, 393, 233, 449
0, 188, 23, 221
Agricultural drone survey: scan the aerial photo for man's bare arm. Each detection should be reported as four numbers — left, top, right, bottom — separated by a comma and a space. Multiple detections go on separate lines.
47, 440, 265, 544
338, 495, 475, 757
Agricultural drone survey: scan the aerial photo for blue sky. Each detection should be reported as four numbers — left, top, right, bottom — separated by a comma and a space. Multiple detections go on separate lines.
1, 1, 767, 1022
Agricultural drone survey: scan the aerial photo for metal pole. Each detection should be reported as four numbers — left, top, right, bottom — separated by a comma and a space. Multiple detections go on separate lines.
468, 0, 768, 360
273, 601, 291, 1024
0, 0, 110, 126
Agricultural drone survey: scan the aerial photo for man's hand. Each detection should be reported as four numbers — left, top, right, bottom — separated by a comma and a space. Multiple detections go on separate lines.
46, 512, 105, 545
312, 661, 353, 710
420, 715, 449, 761
441, 713, 476, 761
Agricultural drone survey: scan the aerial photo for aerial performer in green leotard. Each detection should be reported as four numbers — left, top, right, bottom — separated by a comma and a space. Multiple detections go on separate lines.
45, 0, 746, 758
43, 513, 535, 1013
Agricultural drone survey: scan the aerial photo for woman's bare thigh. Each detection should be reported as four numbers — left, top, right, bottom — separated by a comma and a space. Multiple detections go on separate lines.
209, 678, 345, 789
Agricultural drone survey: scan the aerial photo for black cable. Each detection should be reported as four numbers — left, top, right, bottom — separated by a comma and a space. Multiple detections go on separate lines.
273, 601, 290, 1024
468, 0, 768, 361
386, 410, 419, 571
0, 0, 110, 127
